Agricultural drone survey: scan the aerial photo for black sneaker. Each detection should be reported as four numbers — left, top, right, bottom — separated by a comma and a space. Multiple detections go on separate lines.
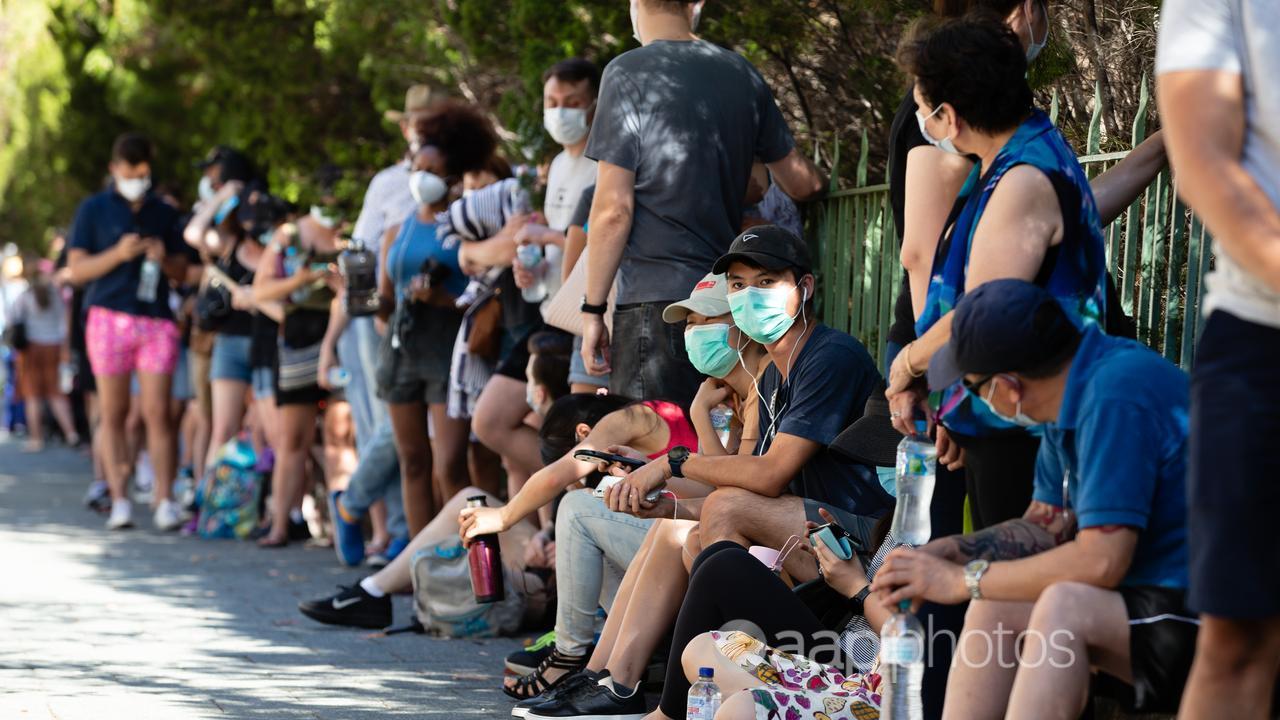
512, 669, 602, 718
526, 676, 646, 720
507, 631, 559, 675
298, 584, 391, 629
288, 518, 312, 541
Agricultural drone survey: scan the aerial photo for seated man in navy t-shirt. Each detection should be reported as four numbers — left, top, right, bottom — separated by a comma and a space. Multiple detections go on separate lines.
874, 280, 1195, 718
619, 226, 890, 582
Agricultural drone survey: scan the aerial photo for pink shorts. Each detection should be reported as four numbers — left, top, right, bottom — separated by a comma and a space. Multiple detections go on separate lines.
86, 306, 181, 377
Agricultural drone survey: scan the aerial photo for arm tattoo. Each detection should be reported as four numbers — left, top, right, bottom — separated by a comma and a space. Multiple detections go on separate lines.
947, 519, 1062, 563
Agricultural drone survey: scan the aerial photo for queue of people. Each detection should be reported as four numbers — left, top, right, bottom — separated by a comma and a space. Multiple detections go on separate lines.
24, 0, 1280, 718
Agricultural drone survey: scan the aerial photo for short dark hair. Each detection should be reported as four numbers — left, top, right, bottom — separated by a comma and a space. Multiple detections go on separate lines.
111, 133, 152, 166
413, 101, 500, 177
932, 0, 1022, 19
528, 331, 574, 402
543, 58, 601, 99
897, 13, 1032, 135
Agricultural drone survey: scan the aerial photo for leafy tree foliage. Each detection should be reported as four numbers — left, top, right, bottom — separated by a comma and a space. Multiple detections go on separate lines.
0, 0, 1158, 252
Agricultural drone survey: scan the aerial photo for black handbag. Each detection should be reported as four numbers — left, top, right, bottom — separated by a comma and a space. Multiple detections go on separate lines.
195, 280, 233, 332
6, 321, 28, 351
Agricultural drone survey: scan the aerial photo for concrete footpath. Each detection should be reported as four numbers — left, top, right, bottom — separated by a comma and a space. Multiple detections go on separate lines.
0, 438, 522, 719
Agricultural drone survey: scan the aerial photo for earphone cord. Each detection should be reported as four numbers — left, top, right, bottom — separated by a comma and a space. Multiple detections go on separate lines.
739, 287, 808, 452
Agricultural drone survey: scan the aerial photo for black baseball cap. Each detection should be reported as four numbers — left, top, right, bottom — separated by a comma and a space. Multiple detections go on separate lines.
830, 389, 902, 468
927, 279, 1081, 391
196, 146, 258, 185
712, 225, 812, 276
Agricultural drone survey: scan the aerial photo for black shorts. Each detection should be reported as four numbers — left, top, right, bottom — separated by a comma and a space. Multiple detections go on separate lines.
494, 325, 539, 381
1188, 311, 1280, 618
1094, 586, 1199, 714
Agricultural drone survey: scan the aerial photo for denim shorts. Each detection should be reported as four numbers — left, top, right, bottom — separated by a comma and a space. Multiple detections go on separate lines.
608, 301, 702, 407
210, 333, 253, 384
569, 335, 609, 388
251, 366, 275, 400
130, 347, 193, 401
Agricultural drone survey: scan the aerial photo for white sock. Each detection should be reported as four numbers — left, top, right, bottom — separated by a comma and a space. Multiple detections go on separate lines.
359, 576, 386, 598
610, 678, 637, 698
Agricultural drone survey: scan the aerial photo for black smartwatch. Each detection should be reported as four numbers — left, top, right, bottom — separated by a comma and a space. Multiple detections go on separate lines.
580, 297, 608, 315
848, 585, 872, 616
667, 445, 690, 479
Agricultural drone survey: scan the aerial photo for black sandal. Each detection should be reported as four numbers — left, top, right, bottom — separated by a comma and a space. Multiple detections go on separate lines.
502, 647, 588, 701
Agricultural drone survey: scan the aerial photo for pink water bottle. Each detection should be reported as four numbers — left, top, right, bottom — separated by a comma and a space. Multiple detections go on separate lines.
466, 496, 504, 603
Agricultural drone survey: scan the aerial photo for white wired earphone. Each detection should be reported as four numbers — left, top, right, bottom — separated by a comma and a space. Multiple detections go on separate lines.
738, 284, 809, 453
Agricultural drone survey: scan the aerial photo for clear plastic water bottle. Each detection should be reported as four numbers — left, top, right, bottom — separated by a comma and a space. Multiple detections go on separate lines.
137, 258, 161, 303
515, 243, 547, 303
709, 406, 733, 449
339, 240, 380, 316
687, 667, 722, 720
327, 366, 351, 388
890, 428, 937, 546
880, 600, 925, 720
58, 361, 75, 395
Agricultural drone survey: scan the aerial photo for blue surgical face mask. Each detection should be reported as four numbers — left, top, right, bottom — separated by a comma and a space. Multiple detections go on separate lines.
916, 105, 962, 156
876, 466, 898, 498
728, 285, 805, 345
526, 382, 544, 415
1023, 0, 1048, 63
685, 323, 740, 379
978, 377, 1038, 428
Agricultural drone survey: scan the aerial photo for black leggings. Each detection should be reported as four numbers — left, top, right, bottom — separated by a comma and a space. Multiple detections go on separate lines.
951, 429, 1041, 529
657, 541, 830, 718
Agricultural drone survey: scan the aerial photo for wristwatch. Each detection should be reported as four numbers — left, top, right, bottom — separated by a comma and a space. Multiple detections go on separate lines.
964, 559, 990, 600
580, 297, 608, 315
667, 445, 690, 479
848, 584, 872, 616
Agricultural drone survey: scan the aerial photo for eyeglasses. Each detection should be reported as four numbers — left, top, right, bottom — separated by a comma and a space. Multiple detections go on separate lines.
962, 374, 998, 394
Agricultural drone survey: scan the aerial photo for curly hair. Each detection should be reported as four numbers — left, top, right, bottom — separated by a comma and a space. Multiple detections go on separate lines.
412, 101, 500, 178
897, 12, 1032, 135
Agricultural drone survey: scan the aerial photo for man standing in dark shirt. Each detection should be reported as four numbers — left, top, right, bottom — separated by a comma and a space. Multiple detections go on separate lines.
66, 133, 189, 532
579, 0, 825, 407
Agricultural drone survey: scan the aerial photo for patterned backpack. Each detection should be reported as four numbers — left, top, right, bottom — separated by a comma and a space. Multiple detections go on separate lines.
197, 436, 263, 540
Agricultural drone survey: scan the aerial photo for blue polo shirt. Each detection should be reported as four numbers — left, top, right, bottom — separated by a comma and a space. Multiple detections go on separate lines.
68, 188, 185, 320
1033, 326, 1190, 589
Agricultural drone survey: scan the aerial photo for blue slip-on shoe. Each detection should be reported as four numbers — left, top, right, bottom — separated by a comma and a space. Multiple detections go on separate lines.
329, 490, 365, 567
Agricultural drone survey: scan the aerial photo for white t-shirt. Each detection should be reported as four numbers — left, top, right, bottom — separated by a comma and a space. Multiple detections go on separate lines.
1156, 0, 1280, 328
540, 150, 597, 303
351, 161, 416, 256
11, 287, 66, 345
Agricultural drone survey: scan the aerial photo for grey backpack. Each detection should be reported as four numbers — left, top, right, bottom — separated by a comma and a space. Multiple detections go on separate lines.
410, 539, 524, 638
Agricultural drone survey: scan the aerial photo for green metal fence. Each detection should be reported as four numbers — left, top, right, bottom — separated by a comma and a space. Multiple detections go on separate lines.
810, 78, 1214, 371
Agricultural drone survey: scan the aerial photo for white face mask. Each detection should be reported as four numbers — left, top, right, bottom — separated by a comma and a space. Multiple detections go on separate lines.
630, 0, 642, 43
115, 175, 151, 202
310, 205, 338, 229
916, 105, 962, 156
197, 175, 216, 203
544, 107, 590, 146
690, 0, 705, 32
409, 170, 448, 206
